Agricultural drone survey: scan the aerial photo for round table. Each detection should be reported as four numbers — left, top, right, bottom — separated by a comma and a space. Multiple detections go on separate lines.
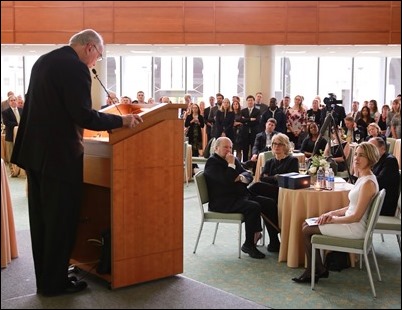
278, 181, 354, 268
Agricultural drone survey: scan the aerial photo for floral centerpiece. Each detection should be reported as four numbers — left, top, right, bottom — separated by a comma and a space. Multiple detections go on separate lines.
307, 151, 330, 185
308, 153, 330, 175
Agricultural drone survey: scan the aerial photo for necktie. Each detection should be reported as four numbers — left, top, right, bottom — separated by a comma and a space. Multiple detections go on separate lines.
13, 108, 20, 124
249, 108, 252, 115
352, 112, 355, 120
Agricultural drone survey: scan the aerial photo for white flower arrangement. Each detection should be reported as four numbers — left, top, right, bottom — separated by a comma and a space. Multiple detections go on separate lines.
308, 152, 330, 175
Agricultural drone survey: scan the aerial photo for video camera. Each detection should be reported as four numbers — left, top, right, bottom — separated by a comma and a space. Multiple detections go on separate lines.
323, 93, 343, 111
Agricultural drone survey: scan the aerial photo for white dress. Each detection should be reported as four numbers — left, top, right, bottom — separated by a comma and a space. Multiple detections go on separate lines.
319, 174, 378, 239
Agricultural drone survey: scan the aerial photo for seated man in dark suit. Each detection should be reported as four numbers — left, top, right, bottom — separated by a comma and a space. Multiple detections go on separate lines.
204, 137, 280, 258
243, 118, 278, 174
368, 137, 400, 216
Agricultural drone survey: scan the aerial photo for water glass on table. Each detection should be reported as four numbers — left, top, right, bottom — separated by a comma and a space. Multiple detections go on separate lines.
354, 133, 360, 143
299, 162, 307, 174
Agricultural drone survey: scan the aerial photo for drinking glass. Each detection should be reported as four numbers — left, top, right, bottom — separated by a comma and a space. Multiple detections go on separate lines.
355, 133, 360, 143
299, 162, 307, 174
289, 142, 295, 153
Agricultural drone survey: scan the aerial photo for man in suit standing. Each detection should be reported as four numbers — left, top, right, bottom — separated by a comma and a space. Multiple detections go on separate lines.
2, 95, 22, 174
11, 29, 142, 297
240, 95, 261, 162
348, 100, 361, 122
204, 137, 279, 259
369, 137, 400, 216
243, 118, 278, 173
204, 96, 215, 142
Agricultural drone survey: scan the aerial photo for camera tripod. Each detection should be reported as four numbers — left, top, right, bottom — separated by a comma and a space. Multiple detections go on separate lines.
312, 110, 354, 184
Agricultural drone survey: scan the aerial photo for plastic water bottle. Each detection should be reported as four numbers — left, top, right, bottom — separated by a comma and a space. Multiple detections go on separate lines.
324, 168, 329, 189
328, 168, 335, 190
317, 167, 325, 189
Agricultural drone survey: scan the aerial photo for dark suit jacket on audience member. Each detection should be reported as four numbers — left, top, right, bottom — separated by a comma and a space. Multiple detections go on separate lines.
259, 108, 286, 133
2, 107, 23, 142
204, 153, 253, 212
252, 131, 278, 155
372, 152, 400, 216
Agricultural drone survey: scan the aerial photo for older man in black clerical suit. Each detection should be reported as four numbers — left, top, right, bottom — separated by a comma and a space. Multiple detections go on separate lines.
204, 137, 280, 259
11, 29, 142, 297
369, 137, 400, 216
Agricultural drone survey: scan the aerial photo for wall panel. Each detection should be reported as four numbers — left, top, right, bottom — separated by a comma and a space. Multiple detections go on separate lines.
84, 8, 114, 32
215, 7, 287, 33
1, 1, 400, 45
184, 8, 215, 32
15, 8, 84, 32
114, 8, 183, 33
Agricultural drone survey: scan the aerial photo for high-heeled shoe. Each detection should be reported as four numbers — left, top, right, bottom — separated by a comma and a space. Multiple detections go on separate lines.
291, 272, 318, 283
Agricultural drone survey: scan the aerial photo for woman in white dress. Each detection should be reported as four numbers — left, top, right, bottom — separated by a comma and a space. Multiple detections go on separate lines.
292, 142, 380, 283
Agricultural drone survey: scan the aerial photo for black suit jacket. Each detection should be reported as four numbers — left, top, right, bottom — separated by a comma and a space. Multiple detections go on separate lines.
372, 152, 400, 216
204, 153, 252, 212
2, 107, 23, 142
251, 131, 278, 155
260, 108, 286, 133
11, 46, 123, 182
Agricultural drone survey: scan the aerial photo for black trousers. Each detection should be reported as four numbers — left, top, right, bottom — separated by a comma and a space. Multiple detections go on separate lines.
231, 195, 279, 246
26, 169, 82, 294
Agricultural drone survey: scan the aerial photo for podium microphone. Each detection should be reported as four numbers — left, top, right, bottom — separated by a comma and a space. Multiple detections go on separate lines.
91, 68, 122, 115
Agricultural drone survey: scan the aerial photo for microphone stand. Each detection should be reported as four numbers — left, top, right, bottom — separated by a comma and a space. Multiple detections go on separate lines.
91, 69, 122, 115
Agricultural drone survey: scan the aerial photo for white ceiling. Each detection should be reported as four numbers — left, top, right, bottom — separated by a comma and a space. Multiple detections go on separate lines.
1, 44, 401, 58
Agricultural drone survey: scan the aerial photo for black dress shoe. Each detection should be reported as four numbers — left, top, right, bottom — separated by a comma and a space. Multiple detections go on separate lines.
41, 280, 87, 296
241, 243, 265, 259
64, 280, 88, 294
267, 243, 280, 253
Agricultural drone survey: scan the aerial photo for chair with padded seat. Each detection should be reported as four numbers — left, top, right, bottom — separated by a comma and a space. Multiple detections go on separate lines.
374, 190, 401, 253
386, 137, 396, 154
193, 170, 244, 258
311, 189, 386, 298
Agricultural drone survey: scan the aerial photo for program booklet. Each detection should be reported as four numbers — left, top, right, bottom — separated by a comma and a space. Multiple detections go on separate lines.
305, 217, 319, 226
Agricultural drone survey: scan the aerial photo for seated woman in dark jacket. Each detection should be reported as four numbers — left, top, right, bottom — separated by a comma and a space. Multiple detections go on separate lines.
364, 122, 387, 144
300, 122, 327, 159
249, 133, 299, 204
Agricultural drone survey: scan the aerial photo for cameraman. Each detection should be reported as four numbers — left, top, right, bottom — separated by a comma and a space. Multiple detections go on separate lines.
320, 93, 346, 128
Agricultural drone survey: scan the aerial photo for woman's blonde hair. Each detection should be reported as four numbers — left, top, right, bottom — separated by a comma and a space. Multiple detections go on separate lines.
356, 142, 380, 168
272, 133, 291, 155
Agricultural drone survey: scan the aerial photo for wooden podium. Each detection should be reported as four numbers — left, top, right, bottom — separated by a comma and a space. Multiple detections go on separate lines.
70, 103, 186, 289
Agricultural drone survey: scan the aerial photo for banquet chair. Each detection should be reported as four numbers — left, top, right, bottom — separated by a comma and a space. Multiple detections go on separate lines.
386, 137, 396, 154
374, 191, 401, 253
193, 170, 244, 258
311, 189, 386, 298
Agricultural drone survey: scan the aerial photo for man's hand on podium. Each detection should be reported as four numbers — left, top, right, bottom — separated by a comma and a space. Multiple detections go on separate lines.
122, 114, 143, 128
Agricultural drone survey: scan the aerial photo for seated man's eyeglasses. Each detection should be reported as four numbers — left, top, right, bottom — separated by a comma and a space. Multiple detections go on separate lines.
92, 45, 103, 61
